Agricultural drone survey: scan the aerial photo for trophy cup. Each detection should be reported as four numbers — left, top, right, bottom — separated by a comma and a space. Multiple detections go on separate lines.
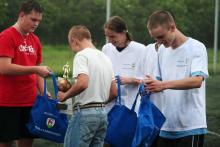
57, 62, 71, 92
57, 62, 73, 114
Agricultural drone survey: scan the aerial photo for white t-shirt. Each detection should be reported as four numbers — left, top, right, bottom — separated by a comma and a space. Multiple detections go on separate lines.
73, 48, 114, 106
138, 43, 164, 109
102, 41, 157, 112
135, 43, 158, 79
157, 38, 209, 131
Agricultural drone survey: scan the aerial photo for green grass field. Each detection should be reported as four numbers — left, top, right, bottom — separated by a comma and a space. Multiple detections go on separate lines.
42, 45, 220, 75
42, 44, 74, 77
205, 75, 220, 146
34, 46, 220, 147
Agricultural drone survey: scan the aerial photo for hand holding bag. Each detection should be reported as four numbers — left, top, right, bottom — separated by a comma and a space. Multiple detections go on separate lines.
26, 73, 68, 143
132, 84, 166, 147
105, 75, 139, 147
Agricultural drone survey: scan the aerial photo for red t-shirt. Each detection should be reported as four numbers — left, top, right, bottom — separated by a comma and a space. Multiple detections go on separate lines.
0, 27, 42, 106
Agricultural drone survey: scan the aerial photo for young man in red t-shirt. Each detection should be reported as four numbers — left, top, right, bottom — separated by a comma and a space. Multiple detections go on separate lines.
0, 1, 51, 147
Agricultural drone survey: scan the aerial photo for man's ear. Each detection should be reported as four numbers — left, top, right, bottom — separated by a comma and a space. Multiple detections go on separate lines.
19, 12, 25, 18
69, 37, 76, 45
74, 38, 80, 45
170, 23, 176, 32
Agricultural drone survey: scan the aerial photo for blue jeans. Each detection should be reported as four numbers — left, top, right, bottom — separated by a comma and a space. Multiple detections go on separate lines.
64, 107, 107, 147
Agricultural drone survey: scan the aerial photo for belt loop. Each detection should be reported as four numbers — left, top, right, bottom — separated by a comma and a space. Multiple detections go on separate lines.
77, 105, 80, 112
101, 103, 104, 110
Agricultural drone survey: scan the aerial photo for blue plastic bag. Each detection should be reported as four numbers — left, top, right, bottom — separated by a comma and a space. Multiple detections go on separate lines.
26, 73, 68, 143
132, 84, 166, 147
105, 75, 139, 147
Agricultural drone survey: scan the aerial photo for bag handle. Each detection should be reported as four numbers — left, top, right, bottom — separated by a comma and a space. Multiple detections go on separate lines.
114, 75, 140, 110
139, 83, 151, 97
131, 83, 151, 111
131, 89, 139, 111
115, 75, 122, 104
43, 72, 58, 98
115, 76, 151, 110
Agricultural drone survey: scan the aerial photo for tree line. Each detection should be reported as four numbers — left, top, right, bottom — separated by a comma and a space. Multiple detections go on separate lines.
0, 0, 219, 48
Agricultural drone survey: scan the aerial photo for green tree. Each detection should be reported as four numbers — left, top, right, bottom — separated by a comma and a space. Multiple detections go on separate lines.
0, 0, 218, 48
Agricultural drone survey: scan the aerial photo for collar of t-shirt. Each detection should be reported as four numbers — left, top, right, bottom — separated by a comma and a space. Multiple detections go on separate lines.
116, 46, 126, 52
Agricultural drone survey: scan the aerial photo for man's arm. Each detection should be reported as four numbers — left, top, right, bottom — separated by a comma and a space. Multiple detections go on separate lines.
106, 79, 118, 103
0, 57, 50, 77
37, 75, 44, 95
120, 76, 142, 85
145, 76, 204, 92
57, 74, 88, 102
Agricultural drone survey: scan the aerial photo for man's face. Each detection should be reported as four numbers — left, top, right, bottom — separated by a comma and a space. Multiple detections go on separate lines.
149, 25, 175, 48
104, 28, 126, 47
20, 10, 42, 33
68, 37, 79, 53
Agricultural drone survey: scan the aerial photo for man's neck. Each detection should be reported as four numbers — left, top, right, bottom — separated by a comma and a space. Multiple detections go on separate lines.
79, 40, 96, 51
171, 30, 187, 49
13, 22, 28, 36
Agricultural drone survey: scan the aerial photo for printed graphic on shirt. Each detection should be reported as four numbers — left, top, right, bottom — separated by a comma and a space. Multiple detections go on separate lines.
18, 39, 35, 55
121, 62, 136, 76
122, 63, 136, 70
176, 58, 189, 67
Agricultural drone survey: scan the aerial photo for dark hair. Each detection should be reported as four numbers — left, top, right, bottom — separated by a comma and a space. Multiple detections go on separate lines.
68, 25, 91, 41
104, 16, 132, 41
19, 0, 43, 14
147, 10, 175, 30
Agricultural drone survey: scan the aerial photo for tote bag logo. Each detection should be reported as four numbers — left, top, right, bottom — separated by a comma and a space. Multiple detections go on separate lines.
46, 118, 55, 128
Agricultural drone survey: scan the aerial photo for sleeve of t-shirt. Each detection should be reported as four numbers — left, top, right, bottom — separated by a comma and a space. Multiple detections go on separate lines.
35, 36, 42, 64
156, 47, 162, 81
0, 32, 15, 58
109, 60, 115, 81
191, 43, 209, 79
102, 44, 108, 54
72, 54, 89, 78
135, 44, 158, 80
145, 45, 158, 79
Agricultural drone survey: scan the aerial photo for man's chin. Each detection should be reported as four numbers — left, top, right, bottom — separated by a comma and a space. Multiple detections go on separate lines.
163, 43, 170, 48
30, 28, 36, 33
112, 43, 118, 47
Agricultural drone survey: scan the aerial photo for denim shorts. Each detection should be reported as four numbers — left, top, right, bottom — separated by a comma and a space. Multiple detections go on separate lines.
64, 107, 107, 147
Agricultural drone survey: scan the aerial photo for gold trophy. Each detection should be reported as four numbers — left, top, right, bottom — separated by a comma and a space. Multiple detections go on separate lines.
57, 62, 71, 92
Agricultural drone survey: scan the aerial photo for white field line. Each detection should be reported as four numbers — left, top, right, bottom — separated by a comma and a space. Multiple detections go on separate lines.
208, 130, 220, 138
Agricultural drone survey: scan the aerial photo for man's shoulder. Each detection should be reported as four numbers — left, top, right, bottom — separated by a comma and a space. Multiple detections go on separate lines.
0, 27, 15, 37
187, 38, 205, 47
129, 41, 146, 50
102, 43, 115, 52
76, 48, 99, 57
28, 32, 40, 41
186, 38, 206, 53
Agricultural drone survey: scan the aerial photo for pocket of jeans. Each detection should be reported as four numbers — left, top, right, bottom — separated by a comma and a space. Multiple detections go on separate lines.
67, 112, 81, 129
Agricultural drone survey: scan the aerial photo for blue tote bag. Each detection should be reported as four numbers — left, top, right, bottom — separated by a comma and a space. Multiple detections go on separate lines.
132, 84, 166, 147
26, 73, 68, 143
105, 75, 139, 147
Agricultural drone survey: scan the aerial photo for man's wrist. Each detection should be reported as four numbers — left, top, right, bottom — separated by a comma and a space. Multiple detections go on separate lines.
162, 81, 170, 90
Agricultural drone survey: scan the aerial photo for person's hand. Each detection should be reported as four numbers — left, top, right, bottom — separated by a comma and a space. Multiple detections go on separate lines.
39, 91, 51, 97
144, 75, 164, 92
46, 91, 51, 98
119, 76, 141, 85
57, 91, 67, 102
35, 66, 51, 77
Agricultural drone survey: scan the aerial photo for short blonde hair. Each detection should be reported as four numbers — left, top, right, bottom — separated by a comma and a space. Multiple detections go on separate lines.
147, 10, 175, 30
68, 25, 91, 41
